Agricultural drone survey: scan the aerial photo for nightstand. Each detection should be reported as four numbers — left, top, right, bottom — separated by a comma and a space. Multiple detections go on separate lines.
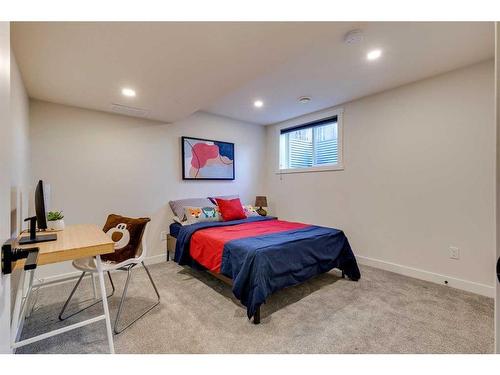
166, 234, 176, 261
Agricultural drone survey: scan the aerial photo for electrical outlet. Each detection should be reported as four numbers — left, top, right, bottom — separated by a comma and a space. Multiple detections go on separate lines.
449, 246, 460, 260
160, 231, 168, 241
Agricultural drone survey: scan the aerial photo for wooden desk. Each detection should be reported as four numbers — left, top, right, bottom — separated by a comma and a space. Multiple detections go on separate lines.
11, 224, 116, 353
15, 224, 114, 269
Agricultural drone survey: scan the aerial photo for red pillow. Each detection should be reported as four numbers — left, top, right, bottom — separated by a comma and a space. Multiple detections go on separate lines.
215, 198, 246, 221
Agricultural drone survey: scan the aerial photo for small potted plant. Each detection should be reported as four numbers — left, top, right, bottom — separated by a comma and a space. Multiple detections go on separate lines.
47, 211, 65, 231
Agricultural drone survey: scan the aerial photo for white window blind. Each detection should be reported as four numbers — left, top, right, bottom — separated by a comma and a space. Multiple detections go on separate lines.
280, 116, 339, 170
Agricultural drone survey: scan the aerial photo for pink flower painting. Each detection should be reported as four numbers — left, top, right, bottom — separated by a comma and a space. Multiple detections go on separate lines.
182, 137, 235, 180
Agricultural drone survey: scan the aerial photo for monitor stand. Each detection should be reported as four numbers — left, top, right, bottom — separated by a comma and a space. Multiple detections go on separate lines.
19, 233, 57, 245
19, 216, 57, 245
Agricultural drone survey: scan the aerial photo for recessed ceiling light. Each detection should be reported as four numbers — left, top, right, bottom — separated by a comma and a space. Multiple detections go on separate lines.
367, 49, 382, 61
298, 96, 312, 104
121, 88, 136, 97
253, 100, 264, 108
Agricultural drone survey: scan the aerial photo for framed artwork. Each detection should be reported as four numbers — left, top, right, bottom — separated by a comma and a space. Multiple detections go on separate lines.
182, 136, 235, 180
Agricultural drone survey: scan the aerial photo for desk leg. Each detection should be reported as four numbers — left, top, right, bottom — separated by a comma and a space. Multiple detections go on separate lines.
95, 255, 115, 354
10, 270, 26, 342
11, 269, 35, 346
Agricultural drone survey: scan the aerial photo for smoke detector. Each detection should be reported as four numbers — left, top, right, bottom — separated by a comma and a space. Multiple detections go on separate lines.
298, 96, 312, 104
344, 29, 364, 45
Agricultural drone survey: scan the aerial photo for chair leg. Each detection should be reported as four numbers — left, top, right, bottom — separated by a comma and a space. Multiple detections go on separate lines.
91, 273, 97, 299
107, 271, 115, 292
113, 262, 160, 334
59, 271, 115, 321
142, 262, 160, 302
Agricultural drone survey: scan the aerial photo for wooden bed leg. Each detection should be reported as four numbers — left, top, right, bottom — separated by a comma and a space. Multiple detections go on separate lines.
167, 250, 170, 262
253, 307, 261, 325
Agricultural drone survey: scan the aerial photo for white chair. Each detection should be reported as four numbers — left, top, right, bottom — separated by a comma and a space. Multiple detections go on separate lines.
58, 221, 160, 334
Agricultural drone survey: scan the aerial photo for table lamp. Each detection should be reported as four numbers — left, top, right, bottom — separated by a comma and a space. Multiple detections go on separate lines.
255, 196, 268, 216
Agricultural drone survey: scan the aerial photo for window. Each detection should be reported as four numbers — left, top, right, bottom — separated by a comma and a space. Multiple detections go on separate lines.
279, 115, 342, 172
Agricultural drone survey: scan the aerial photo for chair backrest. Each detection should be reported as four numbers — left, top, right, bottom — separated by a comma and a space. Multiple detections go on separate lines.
103, 215, 151, 267
133, 221, 150, 262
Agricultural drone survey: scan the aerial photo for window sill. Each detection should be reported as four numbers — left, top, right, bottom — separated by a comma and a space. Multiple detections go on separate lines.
275, 165, 344, 174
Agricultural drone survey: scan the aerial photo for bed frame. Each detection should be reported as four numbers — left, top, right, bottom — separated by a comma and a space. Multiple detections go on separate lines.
166, 233, 348, 324
167, 234, 261, 324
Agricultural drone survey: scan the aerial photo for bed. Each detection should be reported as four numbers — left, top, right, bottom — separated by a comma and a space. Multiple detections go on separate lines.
169, 215, 360, 324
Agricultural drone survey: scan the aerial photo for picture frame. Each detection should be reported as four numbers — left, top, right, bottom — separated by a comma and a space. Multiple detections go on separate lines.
181, 136, 235, 180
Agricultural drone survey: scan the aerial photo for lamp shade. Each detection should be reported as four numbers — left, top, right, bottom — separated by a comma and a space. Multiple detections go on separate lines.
255, 196, 268, 207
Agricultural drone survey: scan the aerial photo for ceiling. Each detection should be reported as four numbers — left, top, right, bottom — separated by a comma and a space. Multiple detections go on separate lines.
12, 22, 494, 125
207, 22, 494, 124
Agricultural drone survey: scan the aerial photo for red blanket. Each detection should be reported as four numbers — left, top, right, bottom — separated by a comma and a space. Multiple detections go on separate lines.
190, 219, 308, 273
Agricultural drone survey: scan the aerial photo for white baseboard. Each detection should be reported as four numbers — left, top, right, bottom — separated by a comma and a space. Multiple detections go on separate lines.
143, 254, 167, 266
34, 253, 168, 288
33, 252, 494, 298
356, 255, 495, 298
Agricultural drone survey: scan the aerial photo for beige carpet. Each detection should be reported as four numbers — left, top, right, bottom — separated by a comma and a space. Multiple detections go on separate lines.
17, 262, 494, 354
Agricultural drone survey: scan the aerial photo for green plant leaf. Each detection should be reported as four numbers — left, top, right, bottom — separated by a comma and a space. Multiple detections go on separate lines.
47, 210, 64, 221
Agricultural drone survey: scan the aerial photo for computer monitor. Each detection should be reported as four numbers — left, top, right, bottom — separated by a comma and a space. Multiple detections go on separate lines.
35, 179, 48, 230
18, 180, 57, 245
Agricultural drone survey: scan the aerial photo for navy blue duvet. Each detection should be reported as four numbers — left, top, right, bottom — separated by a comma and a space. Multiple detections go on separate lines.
174, 216, 360, 318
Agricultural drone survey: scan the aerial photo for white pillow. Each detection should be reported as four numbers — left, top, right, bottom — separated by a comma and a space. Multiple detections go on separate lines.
169, 198, 214, 220
172, 216, 190, 226
184, 206, 222, 225
243, 204, 260, 217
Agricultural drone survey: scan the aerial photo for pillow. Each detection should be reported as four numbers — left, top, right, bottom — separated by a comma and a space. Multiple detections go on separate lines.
169, 197, 214, 220
172, 216, 190, 226
101, 214, 150, 263
208, 194, 239, 205
243, 205, 260, 217
184, 206, 221, 224
215, 198, 246, 221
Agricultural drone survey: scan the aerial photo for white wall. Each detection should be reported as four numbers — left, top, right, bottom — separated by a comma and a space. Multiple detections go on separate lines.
10, 52, 31, 236
494, 22, 500, 354
0, 37, 32, 353
0, 21, 12, 354
266, 61, 496, 296
30, 101, 266, 279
